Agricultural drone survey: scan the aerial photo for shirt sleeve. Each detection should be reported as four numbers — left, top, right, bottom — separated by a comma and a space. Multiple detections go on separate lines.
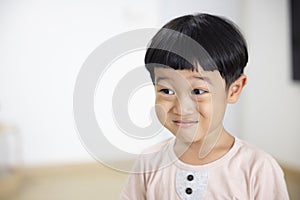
119, 159, 147, 200
252, 156, 290, 200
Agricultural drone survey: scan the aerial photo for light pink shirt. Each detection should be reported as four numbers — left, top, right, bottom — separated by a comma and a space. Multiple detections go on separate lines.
120, 137, 289, 200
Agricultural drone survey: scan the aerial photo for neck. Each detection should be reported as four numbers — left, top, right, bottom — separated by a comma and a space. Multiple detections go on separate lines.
174, 128, 235, 165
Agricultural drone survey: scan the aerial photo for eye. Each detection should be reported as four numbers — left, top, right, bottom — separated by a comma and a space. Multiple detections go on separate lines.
191, 88, 206, 95
159, 88, 175, 95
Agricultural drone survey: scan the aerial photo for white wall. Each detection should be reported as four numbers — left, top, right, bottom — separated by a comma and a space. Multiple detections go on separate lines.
0, 0, 160, 166
1, 0, 299, 169
241, 0, 300, 168
159, 0, 244, 25
0, 0, 243, 167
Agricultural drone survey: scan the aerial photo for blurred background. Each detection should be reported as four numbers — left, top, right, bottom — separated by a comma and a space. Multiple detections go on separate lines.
0, 0, 299, 199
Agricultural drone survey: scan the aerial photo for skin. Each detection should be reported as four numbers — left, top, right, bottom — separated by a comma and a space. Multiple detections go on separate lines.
154, 67, 247, 165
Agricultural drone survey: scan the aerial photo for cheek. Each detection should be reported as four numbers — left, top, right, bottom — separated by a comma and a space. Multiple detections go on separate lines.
155, 105, 166, 125
155, 98, 172, 125
196, 103, 211, 133
196, 99, 212, 118
211, 94, 227, 122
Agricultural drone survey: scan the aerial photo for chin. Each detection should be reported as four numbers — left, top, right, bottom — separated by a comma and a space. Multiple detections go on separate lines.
175, 131, 199, 144
177, 129, 208, 144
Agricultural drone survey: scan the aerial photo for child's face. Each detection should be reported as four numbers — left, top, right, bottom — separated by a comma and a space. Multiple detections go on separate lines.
154, 67, 228, 144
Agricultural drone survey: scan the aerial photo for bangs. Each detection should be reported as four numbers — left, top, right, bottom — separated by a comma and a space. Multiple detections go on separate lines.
145, 49, 196, 71
145, 27, 218, 80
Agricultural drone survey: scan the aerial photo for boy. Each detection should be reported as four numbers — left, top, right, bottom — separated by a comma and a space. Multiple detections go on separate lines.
120, 13, 289, 199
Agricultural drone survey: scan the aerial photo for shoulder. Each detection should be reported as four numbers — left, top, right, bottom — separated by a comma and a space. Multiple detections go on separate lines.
141, 137, 174, 154
233, 137, 285, 181
233, 138, 289, 199
231, 137, 286, 176
132, 137, 175, 173
234, 137, 278, 163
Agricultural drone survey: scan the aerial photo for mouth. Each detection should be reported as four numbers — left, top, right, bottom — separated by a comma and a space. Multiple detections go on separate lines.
172, 120, 198, 127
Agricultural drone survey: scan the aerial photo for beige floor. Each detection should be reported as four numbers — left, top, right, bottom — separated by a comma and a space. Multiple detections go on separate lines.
0, 162, 130, 200
1, 162, 299, 200
283, 165, 300, 200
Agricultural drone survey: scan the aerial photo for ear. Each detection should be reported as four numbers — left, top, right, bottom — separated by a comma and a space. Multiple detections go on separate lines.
227, 75, 247, 104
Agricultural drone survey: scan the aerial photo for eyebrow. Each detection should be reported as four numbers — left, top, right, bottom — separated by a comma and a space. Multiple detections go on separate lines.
155, 77, 169, 83
193, 76, 213, 85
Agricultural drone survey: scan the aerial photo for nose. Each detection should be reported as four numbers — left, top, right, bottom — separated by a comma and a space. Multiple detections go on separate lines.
172, 94, 195, 116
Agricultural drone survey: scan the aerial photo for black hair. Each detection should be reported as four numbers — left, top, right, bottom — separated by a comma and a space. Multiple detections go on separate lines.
144, 13, 248, 89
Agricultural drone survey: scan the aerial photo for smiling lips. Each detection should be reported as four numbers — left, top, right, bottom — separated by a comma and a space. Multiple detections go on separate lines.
173, 120, 198, 127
